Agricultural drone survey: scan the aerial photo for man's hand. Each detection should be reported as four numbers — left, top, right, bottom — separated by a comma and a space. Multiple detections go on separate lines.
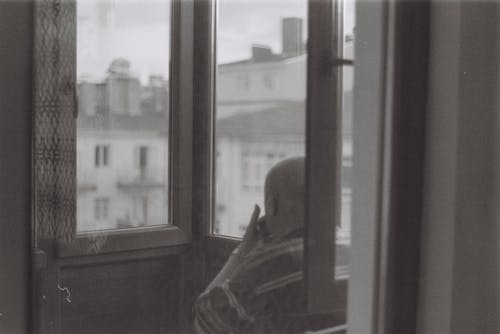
205, 205, 262, 291
238, 205, 262, 256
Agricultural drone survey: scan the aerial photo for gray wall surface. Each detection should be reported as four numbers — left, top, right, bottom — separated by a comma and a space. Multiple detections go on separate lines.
0, 1, 33, 333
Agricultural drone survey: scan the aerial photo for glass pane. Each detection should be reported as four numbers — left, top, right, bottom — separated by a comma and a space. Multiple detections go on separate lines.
214, 0, 308, 237
336, 0, 355, 308
338, 0, 355, 247
76, 0, 170, 232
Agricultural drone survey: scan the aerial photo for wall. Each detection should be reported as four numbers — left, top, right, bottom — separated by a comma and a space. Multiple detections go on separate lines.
0, 1, 33, 333
418, 2, 500, 333
59, 256, 181, 334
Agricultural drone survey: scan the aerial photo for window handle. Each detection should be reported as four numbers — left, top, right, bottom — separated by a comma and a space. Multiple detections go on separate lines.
321, 50, 354, 69
331, 58, 354, 67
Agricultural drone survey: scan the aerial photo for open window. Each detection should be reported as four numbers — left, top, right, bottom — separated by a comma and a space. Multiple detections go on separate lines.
30, 0, 428, 333
195, 0, 355, 328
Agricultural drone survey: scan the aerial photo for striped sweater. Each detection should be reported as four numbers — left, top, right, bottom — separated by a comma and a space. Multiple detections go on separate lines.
194, 230, 348, 334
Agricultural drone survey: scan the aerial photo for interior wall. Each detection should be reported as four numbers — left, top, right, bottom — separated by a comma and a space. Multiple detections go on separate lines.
0, 1, 33, 333
450, 3, 499, 332
418, 2, 500, 333
59, 257, 181, 334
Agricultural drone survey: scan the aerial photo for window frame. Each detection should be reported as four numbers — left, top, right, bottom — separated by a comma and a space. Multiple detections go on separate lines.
53, 0, 194, 257
200, 0, 350, 314
347, 1, 429, 333
199, 0, 429, 329
26, 0, 430, 329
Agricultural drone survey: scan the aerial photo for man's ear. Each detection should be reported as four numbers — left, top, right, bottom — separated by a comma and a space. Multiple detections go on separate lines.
267, 196, 278, 216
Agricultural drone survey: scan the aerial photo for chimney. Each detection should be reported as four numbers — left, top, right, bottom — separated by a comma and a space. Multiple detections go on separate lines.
251, 44, 273, 62
282, 17, 303, 57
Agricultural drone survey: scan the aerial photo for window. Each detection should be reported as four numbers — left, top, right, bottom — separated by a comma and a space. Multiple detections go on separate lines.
31, 0, 193, 253
94, 145, 109, 167
138, 146, 148, 169
29, 0, 429, 331
212, 0, 357, 318
94, 197, 110, 221
213, 0, 353, 243
214, 0, 307, 238
76, 0, 171, 233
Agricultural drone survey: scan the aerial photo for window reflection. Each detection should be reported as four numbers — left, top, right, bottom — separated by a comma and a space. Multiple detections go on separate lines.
76, 0, 170, 232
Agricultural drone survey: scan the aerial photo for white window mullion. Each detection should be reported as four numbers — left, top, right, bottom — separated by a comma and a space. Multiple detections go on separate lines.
347, 1, 395, 333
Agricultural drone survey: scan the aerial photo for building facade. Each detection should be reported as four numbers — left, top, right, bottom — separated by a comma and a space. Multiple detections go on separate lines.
76, 59, 169, 232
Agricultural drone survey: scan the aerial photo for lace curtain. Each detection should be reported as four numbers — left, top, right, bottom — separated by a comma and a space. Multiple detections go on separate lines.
33, 0, 76, 244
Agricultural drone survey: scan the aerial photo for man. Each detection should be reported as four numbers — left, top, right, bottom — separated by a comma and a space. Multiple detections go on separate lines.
194, 157, 310, 333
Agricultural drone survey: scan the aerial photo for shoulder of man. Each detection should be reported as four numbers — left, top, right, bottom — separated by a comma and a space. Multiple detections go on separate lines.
194, 235, 306, 334
229, 235, 306, 313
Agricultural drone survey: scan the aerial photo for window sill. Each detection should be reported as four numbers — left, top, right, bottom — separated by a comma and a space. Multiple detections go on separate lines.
57, 225, 190, 258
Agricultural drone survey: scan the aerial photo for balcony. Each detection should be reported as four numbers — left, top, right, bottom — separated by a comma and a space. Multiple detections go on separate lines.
117, 168, 166, 191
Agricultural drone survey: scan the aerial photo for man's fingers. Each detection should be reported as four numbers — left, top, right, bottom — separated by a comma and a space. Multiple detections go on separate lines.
243, 205, 261, 242
250, 204, 261, 226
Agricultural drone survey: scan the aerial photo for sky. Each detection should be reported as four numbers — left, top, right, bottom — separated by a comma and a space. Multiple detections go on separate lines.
77, 0, 355, 83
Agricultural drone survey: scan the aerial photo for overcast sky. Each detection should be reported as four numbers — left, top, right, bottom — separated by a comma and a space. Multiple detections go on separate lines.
77, 0, 355, 83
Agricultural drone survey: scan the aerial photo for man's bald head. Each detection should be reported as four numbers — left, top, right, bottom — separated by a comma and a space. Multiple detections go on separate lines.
264, 157, 305, 237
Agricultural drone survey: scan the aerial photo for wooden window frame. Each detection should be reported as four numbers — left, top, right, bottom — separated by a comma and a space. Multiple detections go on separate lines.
52, 0, 195, 257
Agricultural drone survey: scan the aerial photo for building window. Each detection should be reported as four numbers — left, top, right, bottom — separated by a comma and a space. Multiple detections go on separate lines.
138, 146, 148, 169
95, 145, 110, 167
94, 197, 110, 221
262, 73, 275, 90
132, 195, 148, 225
241, 149, 298, 192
